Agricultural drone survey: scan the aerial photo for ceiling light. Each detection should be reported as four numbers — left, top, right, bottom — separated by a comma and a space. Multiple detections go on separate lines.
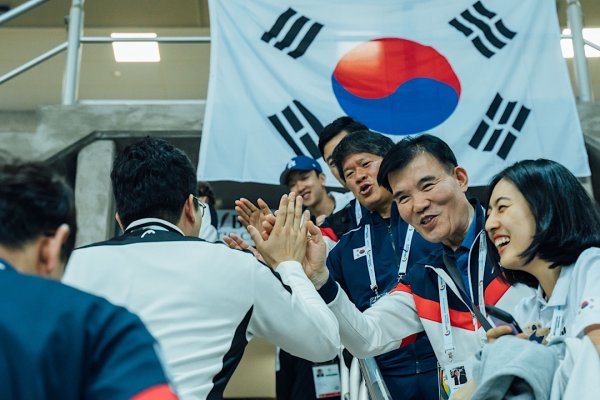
561, 28, 600, 58
111, 33, 160, 63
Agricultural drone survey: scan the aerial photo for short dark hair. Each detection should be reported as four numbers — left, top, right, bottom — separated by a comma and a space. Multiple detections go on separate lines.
318, 116, 368, 157
486, 159, 600, 287
377, 134, 458, 192
111, 137, 197, 227
0, 162, 77, 261
332, 130, 394, 182
197, 181, 215, 207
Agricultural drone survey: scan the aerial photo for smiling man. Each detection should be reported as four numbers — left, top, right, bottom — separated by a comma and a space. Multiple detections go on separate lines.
308, 134, 530, 398
280, 155, 352, 221
324, 130, 440, 400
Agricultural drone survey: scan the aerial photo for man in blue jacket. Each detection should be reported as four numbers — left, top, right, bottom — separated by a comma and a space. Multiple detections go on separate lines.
0, 162, 176, 400
328, 130, 440, 399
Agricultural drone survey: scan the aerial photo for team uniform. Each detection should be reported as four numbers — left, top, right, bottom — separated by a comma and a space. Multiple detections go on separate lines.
514, 247, 600, 343
326, 205, 440, 399
0, 260, 175, 400
318, 202, 529, 396
63, 218, 340, 400
320, 198, 364, 242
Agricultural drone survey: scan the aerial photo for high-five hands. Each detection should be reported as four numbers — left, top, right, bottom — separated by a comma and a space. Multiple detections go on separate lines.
248, 193, 308, 269
260, 196, 330, 287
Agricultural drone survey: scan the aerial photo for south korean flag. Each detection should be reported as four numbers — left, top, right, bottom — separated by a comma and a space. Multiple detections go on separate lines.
198, 0, 590, 187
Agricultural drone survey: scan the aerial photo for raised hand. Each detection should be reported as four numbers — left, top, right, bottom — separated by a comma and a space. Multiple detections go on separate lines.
303, 221, 330, 289
248, 193, 308, 269
222, 233, 264, 262
235, 198, 272, 241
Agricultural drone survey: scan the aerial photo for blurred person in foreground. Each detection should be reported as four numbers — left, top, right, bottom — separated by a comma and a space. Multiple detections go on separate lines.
0, 162, 177, 400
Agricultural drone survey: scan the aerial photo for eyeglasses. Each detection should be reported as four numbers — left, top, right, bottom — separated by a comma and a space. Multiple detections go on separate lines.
192, 196, 207, 217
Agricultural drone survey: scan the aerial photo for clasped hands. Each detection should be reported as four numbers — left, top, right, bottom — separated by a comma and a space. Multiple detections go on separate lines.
226, 193, 330, 288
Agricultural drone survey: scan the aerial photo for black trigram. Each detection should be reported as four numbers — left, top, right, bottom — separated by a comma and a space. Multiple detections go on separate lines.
469, 93, 530, 160
268, 100, 323, 159
261, 8, 323, 59
449, 1, 516, 58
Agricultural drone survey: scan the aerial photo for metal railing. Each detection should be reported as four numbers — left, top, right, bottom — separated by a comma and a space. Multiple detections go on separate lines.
0, 0, 211, 105
0, 0, 598, 106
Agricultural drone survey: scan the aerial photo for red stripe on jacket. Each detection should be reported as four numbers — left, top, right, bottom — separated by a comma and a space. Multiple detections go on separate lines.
132, 384, 178, 400
390, 281, 475, 331
412, 294, 475, 331
483, 276, 510, 306
399, 333, 418, 347
320, 227, 338, 242
389, 281, 412, 294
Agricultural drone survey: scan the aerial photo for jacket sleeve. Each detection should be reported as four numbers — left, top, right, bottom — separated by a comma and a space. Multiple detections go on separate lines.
87, 301, 177, 400
320, 277, 424, 358
248, 260, 340, 362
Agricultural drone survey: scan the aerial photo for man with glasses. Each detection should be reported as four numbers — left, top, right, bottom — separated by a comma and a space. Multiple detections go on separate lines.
63, 137, 340, 399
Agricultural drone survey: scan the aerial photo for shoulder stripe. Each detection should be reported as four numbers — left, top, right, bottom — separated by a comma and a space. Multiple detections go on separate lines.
412, 293, 475, 331
131, 384, 177, 400
320, 226, 338, 242
389, 281, 412, 295
483, 276, 510, 306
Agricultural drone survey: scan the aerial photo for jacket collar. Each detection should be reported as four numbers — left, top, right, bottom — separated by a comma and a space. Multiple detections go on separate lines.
124, 218, 184, 236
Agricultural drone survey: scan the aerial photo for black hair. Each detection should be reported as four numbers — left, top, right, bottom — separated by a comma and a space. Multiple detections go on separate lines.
486, 159, 600, 287
111, 137, 197, 227
197, 181, 216, 207
318, 116, 368, 157
332, 130, 394, 182
0, 162, 77, 261
377, 134, 458, 192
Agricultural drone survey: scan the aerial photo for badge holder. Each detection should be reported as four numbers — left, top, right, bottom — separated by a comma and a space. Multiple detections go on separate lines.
312, 362, 341, 398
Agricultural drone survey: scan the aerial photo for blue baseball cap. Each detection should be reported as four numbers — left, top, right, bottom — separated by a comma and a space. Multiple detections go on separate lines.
279, 156, 323, 185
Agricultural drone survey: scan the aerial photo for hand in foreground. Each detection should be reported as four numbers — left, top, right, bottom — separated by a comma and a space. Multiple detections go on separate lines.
303, 220, 329, 289
235, 198, 272, 240
248, 193, 308, 269
262, 209, 329, 288
486, 325, 528, 343
222, 233, 264, 263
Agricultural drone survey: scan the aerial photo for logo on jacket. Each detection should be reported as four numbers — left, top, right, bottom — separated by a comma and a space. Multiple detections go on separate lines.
353, 246, 367, 260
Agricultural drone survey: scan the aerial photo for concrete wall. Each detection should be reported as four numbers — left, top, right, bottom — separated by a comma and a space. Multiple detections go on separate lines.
0, 103, 204, 161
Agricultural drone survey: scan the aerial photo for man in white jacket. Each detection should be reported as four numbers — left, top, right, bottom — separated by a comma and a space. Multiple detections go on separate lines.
63, 137, 339, 400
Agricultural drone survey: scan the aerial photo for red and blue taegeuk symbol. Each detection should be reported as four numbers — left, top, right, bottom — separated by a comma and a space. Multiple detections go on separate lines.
332, 38, 461, 135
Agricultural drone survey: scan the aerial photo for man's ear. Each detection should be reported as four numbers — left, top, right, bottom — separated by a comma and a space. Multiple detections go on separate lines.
318, 172, 326, 185
37, 224, 70, 278
115, 212, 124, 231
183, 194, 197, 225
454, 166, 469, 193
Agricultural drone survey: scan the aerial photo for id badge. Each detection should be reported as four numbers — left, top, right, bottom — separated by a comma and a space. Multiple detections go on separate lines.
438, 360, 473, 399
312, 363, 341, 398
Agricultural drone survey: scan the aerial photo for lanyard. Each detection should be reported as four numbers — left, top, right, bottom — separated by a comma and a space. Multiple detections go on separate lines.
468, 231, 487, 317
364, 223, 414, 295
438, 276, 455, 361
548, 306, 565, 339
437, 231, 489, 361
355, 201, 363, 225
399, 225, 415, 276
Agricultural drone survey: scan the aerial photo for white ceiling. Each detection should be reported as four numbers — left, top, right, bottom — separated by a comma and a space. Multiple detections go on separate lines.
0, 0, 599, 110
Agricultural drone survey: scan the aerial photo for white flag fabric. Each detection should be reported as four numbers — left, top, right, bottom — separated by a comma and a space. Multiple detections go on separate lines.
198, 0, 590, 187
